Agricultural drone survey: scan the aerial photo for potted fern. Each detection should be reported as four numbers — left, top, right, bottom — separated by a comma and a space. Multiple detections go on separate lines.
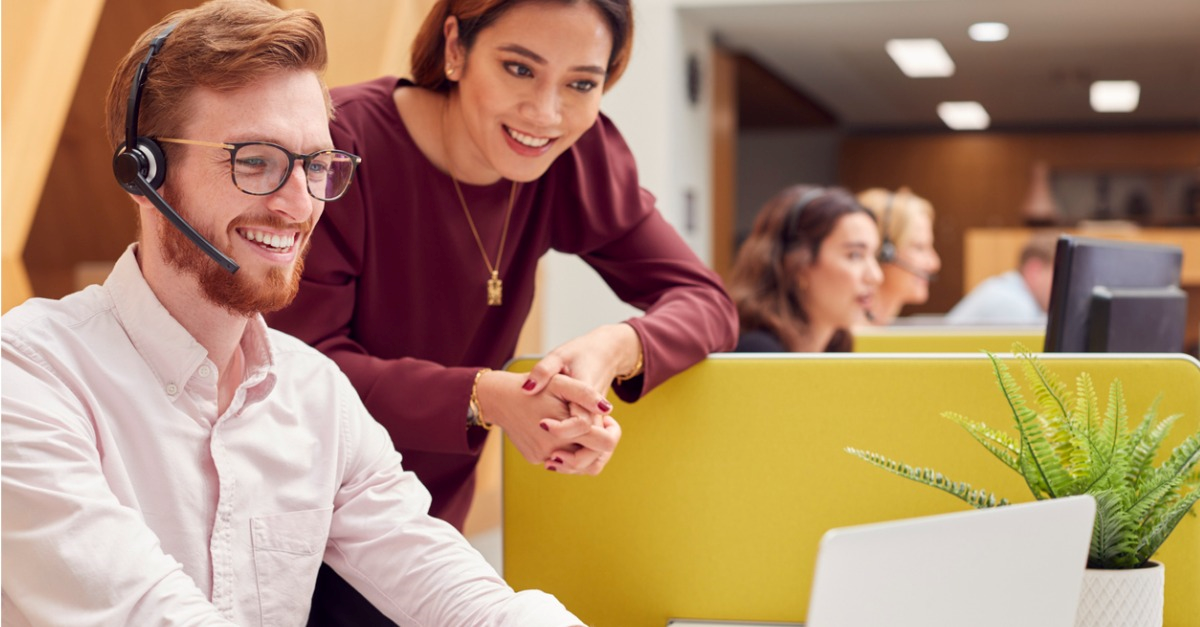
847, 348, 1200, 627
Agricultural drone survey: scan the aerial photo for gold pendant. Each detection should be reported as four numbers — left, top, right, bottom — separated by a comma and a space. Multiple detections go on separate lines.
487, 270, 502, 306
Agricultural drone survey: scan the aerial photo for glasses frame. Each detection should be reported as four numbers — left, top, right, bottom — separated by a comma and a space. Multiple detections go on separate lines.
157, 137, 361, 201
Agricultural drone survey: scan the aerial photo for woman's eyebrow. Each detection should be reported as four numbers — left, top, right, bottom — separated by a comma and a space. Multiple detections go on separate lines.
498, 44, 606, 75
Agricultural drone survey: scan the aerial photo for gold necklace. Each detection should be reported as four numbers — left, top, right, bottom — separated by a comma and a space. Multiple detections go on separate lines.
450, 176, 518, 306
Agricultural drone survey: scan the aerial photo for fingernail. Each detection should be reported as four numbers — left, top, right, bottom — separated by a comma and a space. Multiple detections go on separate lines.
539, 422, 549, 432
553, 457, 564, 464
598, 400, 613, 412
547, 466, 557, 472
522, 379, 536, 391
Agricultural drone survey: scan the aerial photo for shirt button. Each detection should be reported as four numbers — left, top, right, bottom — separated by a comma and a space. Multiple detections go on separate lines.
198, 365, 212, 378
166, 383, 179, 396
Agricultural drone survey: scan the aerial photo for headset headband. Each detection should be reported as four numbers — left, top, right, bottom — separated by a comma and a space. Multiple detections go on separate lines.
125, 23, 177, 152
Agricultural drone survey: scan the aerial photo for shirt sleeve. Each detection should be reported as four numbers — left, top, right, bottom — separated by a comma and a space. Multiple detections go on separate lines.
322, 378, 583, 627
1, 341, 236, 626
550, 116, 739, 402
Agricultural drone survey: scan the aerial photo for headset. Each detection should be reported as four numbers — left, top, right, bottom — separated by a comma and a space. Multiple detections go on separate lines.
876, 190, 935, 282
877, 190, 899, 264
112, 23, 239, 274
781, 187, 825, 250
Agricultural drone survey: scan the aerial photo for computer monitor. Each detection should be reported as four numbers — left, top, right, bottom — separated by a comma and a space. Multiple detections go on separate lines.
1044, 235, 1187, 353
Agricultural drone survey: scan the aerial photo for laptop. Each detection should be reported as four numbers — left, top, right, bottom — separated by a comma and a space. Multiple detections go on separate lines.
805, 495, 1096, 627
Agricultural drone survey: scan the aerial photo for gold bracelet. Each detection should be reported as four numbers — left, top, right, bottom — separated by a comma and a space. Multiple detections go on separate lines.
615, 344, 644, 384
468, 368, 493, 430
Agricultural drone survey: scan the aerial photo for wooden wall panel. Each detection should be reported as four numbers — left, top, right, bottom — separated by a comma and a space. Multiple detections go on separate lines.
1, 0, 104, 311
839, 131, 1200, 316
23, 0, 204, 300
711, 47, 738, 283
282, 0, 435, 89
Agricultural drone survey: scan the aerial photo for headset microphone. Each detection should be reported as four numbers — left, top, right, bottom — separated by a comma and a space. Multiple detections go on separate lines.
888, 258, 938, 282
112, 23, 239, 274
875, 189, 935, 282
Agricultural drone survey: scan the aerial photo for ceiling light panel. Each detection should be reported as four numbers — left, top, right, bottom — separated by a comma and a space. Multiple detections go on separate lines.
886, 39, 955, 78
968, 22, 1009, 42
937, 101, 990, 130
1090, 81, 1140, 112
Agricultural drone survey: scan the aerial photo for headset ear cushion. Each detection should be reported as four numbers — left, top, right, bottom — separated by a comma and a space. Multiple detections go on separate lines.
878, 240, 896, 263
112, 137, 167, 195
137, 137, 167, 190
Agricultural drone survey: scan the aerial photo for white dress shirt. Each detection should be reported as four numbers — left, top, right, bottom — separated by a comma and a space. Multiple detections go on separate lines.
2, 245, 580, 627
944, 270, 1046, 326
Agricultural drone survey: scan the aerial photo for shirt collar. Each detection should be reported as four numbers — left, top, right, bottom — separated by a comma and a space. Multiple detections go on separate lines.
105, 244, 277, 399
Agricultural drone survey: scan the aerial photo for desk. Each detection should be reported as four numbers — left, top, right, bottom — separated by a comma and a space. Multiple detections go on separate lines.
852, 325, 1043, 353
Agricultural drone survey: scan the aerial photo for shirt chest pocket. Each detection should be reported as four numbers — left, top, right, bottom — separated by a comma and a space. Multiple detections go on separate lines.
250, 507, 332, 627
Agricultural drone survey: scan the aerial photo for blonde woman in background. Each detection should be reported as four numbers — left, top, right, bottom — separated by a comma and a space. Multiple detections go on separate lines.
856, 187, 941, 324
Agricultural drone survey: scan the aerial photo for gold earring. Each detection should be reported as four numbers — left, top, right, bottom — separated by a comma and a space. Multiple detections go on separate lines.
446, 65, 455, 77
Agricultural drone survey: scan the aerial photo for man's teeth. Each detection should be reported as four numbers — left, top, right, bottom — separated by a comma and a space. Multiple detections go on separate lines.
507, 127, 550, 148
240, 229, 295, 250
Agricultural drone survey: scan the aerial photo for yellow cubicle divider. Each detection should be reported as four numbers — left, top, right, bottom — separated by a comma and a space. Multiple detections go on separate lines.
502, 353, 1200, 627
851, 325, 1045, 353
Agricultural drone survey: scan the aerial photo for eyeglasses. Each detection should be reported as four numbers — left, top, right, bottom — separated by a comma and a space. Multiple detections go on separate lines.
157, 138, 362, 201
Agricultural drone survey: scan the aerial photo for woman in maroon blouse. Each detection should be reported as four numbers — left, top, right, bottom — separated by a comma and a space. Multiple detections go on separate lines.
268, 0, 737, 622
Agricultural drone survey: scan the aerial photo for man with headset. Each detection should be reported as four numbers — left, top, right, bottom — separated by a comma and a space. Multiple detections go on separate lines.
0, 1, 588, 624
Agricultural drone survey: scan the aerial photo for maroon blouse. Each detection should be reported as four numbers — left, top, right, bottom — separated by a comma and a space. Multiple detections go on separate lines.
267, 76, 737, 529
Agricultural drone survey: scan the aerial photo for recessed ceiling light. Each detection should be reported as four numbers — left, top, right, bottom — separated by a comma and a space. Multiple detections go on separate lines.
1090, 81, 1140, 112
937, 101, 990, 130
886, 39, 955, 78
969, 22, 1009, 42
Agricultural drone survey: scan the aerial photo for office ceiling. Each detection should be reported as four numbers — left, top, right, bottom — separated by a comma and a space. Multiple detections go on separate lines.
684, 0, 1200, 132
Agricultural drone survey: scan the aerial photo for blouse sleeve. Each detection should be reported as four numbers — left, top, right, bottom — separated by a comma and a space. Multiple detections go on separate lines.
548, 115, 738, 402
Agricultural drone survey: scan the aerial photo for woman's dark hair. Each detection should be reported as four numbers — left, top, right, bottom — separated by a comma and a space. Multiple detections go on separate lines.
728, 185, 874, 352
410, 0, 633, 93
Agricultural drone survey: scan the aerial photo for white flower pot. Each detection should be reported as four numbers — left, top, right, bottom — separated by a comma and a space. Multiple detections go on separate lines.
1075, 561, 1164, 627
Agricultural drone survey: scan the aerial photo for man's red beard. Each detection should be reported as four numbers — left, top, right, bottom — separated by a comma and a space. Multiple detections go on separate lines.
158, 186, 312, 317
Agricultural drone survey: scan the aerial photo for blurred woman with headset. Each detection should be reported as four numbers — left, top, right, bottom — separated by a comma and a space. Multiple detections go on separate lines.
856, 187, 942, 325
729, 185, 883, 352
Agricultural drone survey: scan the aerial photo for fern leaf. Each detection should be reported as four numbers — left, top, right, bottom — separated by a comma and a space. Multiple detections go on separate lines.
1134, 486, 1200, 564
1017, 346, 1071, 428
1123, 396, 1162, 489
1129, 412, 1183, 490
845, 447, 1010, 509
988, 352, 1070, 498
1128, 470, 1189, 525
942, 411, 1020, 471
1090, 489, 1140, 569
1075, 373, 1117, 493
1102, 381, 1136, 498
1137, 432, 1200, 505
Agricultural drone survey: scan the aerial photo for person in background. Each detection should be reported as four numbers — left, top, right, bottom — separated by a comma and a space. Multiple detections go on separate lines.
1, 1, 583, 624
729, 185, 883, 352
265, 0, 738, 622
856, 187, 942, 324
946, 232, 1058, 325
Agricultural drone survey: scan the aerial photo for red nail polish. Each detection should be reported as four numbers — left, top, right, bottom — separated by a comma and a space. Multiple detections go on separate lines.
540, 422, 549, 432
522, 379, 536, 391
553, 457, 564, 464
598, 400, 613, 412
547, 466, 557, 472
